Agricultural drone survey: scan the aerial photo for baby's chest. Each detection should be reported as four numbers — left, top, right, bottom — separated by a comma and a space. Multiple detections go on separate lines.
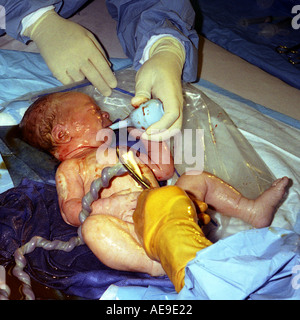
81, 157, 143, 197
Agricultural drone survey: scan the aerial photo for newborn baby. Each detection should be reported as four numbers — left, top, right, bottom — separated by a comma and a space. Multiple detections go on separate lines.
19, 91, 290, 280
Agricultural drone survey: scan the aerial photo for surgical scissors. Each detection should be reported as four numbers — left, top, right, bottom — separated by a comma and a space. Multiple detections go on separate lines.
116, 146, 152, 189
276, 43, 300, 65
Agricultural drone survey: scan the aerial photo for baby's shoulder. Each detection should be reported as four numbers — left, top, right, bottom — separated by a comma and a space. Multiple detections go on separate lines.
57, 157, 81, 173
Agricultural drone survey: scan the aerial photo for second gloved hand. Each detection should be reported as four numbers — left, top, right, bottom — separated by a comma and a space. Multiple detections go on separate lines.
23, 10, 117, 96
131, 37, 186, 141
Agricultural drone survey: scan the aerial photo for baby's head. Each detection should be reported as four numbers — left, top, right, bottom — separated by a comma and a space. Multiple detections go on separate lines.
20, 92, 112, 161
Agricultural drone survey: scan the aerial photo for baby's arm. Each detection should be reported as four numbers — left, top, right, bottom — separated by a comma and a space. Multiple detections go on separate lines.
128, 128, 174, 180
56, 160, 142, 225
56, 159, 85, 226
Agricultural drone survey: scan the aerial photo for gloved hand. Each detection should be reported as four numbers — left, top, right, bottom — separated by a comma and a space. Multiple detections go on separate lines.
188, 194, 211, 226
133, 186, 212, 292
23, 10, 117, 96
131, 37, 186, 141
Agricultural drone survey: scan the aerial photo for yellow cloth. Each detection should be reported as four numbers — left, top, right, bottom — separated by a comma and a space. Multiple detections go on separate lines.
133, 186, 212, 292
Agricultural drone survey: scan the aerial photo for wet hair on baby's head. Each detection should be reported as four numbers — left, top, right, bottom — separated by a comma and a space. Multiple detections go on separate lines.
20, 91, 102, 153
19, 93, 64, 153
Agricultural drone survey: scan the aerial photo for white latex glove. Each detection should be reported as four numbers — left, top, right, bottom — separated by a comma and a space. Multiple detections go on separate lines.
23, 10, 117, 96
131, 37, 185, 141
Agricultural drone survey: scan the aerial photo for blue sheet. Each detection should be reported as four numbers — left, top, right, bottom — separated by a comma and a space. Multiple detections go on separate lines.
196, 0, 300, 89
0, 49, 133, 106
181, 227, 300, 300
102, 227, 300, 300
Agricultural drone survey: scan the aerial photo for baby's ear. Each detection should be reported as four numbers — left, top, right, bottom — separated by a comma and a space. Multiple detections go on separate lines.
51, 124, 71, 144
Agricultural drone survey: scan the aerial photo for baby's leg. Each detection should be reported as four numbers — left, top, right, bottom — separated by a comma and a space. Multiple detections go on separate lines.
81, 214, 165, 276
176, 172, 289, 228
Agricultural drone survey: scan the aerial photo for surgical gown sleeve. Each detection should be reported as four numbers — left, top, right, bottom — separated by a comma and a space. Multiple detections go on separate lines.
106, 0, 199, 82
0, 0, 88, 42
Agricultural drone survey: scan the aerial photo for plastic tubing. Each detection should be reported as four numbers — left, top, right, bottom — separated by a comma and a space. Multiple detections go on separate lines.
4, 162, 127, 300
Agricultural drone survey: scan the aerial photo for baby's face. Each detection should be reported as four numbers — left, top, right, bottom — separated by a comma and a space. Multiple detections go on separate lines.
62, 92, 113, 148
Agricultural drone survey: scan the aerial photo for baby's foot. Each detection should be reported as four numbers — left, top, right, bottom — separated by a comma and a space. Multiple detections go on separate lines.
247, 177, 290, 228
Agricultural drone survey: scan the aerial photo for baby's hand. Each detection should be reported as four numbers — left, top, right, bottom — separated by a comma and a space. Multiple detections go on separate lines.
113, 191, 141, 223
91, 190, 142, 223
